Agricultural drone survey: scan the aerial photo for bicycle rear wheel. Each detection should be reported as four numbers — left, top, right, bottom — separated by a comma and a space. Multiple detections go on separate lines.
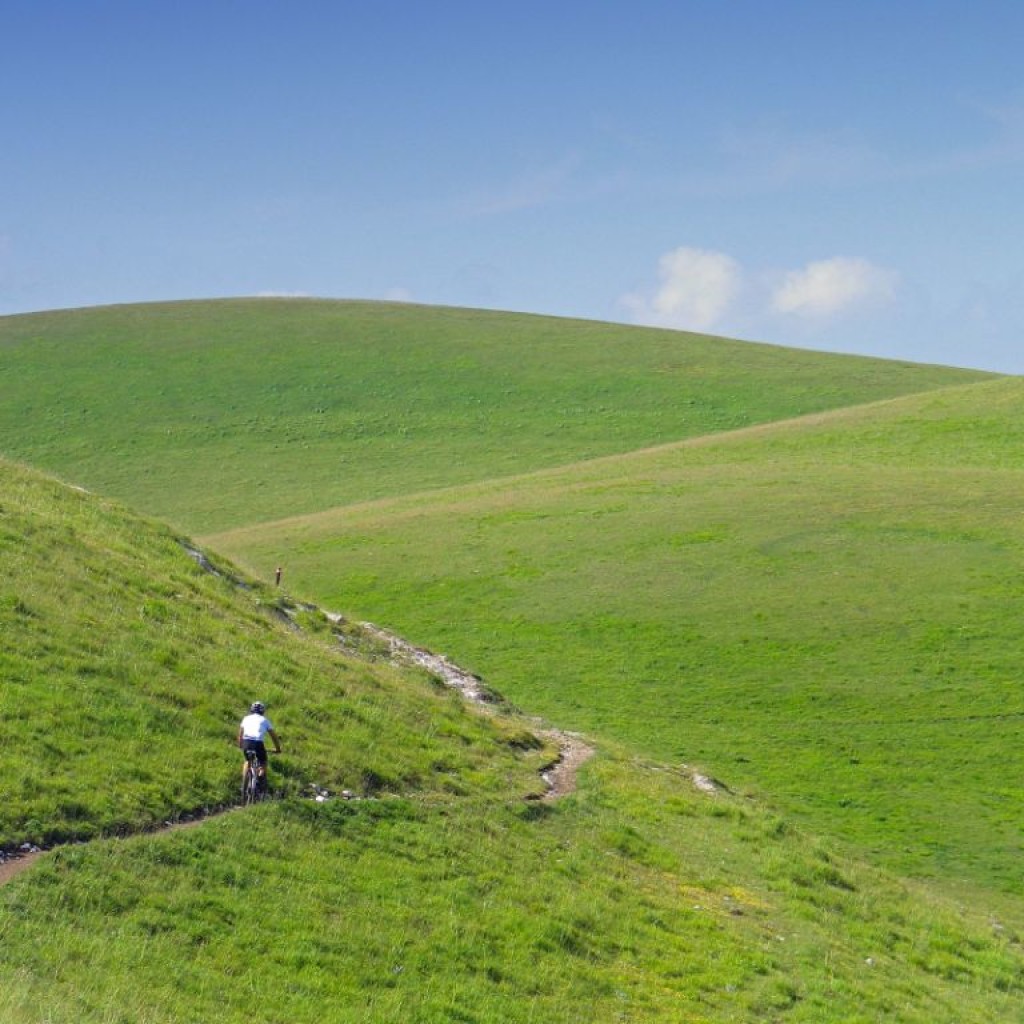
242, 754, 260, 806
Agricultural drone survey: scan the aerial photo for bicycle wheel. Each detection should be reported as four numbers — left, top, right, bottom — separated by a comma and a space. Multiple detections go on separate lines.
242, 754, 260, 806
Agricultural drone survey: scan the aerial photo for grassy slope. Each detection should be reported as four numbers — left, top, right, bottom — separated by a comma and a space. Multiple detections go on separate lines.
0, 299, 993, 534
6, 767, 1024, 1024
209, 377, 1024, 911
2, 459, 1023, 1022
3, 301, 1022, 1019
0, 456, 548, 845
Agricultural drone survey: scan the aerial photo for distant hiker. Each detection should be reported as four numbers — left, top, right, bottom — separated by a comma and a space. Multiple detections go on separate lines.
238, 701, 282, 789
275, 566, 282, 586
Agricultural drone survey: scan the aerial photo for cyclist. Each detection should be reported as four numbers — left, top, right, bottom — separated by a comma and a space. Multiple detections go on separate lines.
237, 701, 282, 792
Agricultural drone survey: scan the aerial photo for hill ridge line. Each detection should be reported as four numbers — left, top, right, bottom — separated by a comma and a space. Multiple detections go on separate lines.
202, 377, 1005, 545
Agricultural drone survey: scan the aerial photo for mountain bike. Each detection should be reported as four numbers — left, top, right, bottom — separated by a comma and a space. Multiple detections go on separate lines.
241, 749, 267, 806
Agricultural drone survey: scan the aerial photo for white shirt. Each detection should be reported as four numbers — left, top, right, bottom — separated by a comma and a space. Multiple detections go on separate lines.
240, 713, 274, 741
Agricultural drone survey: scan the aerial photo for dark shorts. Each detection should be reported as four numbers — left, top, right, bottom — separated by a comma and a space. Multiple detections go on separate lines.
242, 738, 268, 767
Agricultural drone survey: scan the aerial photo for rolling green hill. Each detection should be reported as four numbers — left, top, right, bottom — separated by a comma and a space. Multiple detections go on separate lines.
0, 456, 549, 846
0, 299, 994, 534
2, 299, 1022, 1020
2, 456, 1023, 1023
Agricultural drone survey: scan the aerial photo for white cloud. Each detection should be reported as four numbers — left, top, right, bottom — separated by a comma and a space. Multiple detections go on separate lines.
383, 286, 414, 303
621, 247, 742, 331
621, 247, 902, 340
771, 257, 898, 318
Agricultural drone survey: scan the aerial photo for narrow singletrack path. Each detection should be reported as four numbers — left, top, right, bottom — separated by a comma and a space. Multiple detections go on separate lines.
0, 849, 43, 886
0, 815, 213, 888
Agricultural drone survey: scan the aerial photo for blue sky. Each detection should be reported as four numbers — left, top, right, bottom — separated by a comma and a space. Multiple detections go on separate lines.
4, 1, 1024, 371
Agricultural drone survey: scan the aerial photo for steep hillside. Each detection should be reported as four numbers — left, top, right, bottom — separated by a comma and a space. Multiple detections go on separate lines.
0, 299, 995, 533
0, 456, 550, 846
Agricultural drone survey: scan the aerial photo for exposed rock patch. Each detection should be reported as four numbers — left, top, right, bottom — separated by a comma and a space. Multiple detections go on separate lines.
343, 618, 499, 705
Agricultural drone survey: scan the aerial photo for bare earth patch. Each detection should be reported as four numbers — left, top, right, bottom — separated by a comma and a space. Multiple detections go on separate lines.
537, 731, 595, 802
0, 847, 43, 886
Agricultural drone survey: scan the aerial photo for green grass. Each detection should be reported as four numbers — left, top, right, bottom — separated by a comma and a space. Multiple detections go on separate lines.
4, 757, 1023, 1023
2, 299, 1022, 1020
0, 299, 993, 534
209, 377, 1024, 906
4, 454, 1021, 1022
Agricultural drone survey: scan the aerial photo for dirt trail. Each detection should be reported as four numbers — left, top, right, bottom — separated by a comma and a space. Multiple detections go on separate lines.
0, 848, 43, 886
537, 732, 595, 802
0, 815, 213, 888
184, 544, 594, 793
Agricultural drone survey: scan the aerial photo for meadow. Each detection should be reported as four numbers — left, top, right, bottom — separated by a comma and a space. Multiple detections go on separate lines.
4, 455, 1022, 1022
1, 299, 1022, 1020
8, 769, 1024, 1023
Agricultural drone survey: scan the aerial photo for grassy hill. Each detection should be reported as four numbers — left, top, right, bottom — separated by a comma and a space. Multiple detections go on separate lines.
2, 456, 1023, 1023
0, 299, 993, 534
2, 299, 1022, 1019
